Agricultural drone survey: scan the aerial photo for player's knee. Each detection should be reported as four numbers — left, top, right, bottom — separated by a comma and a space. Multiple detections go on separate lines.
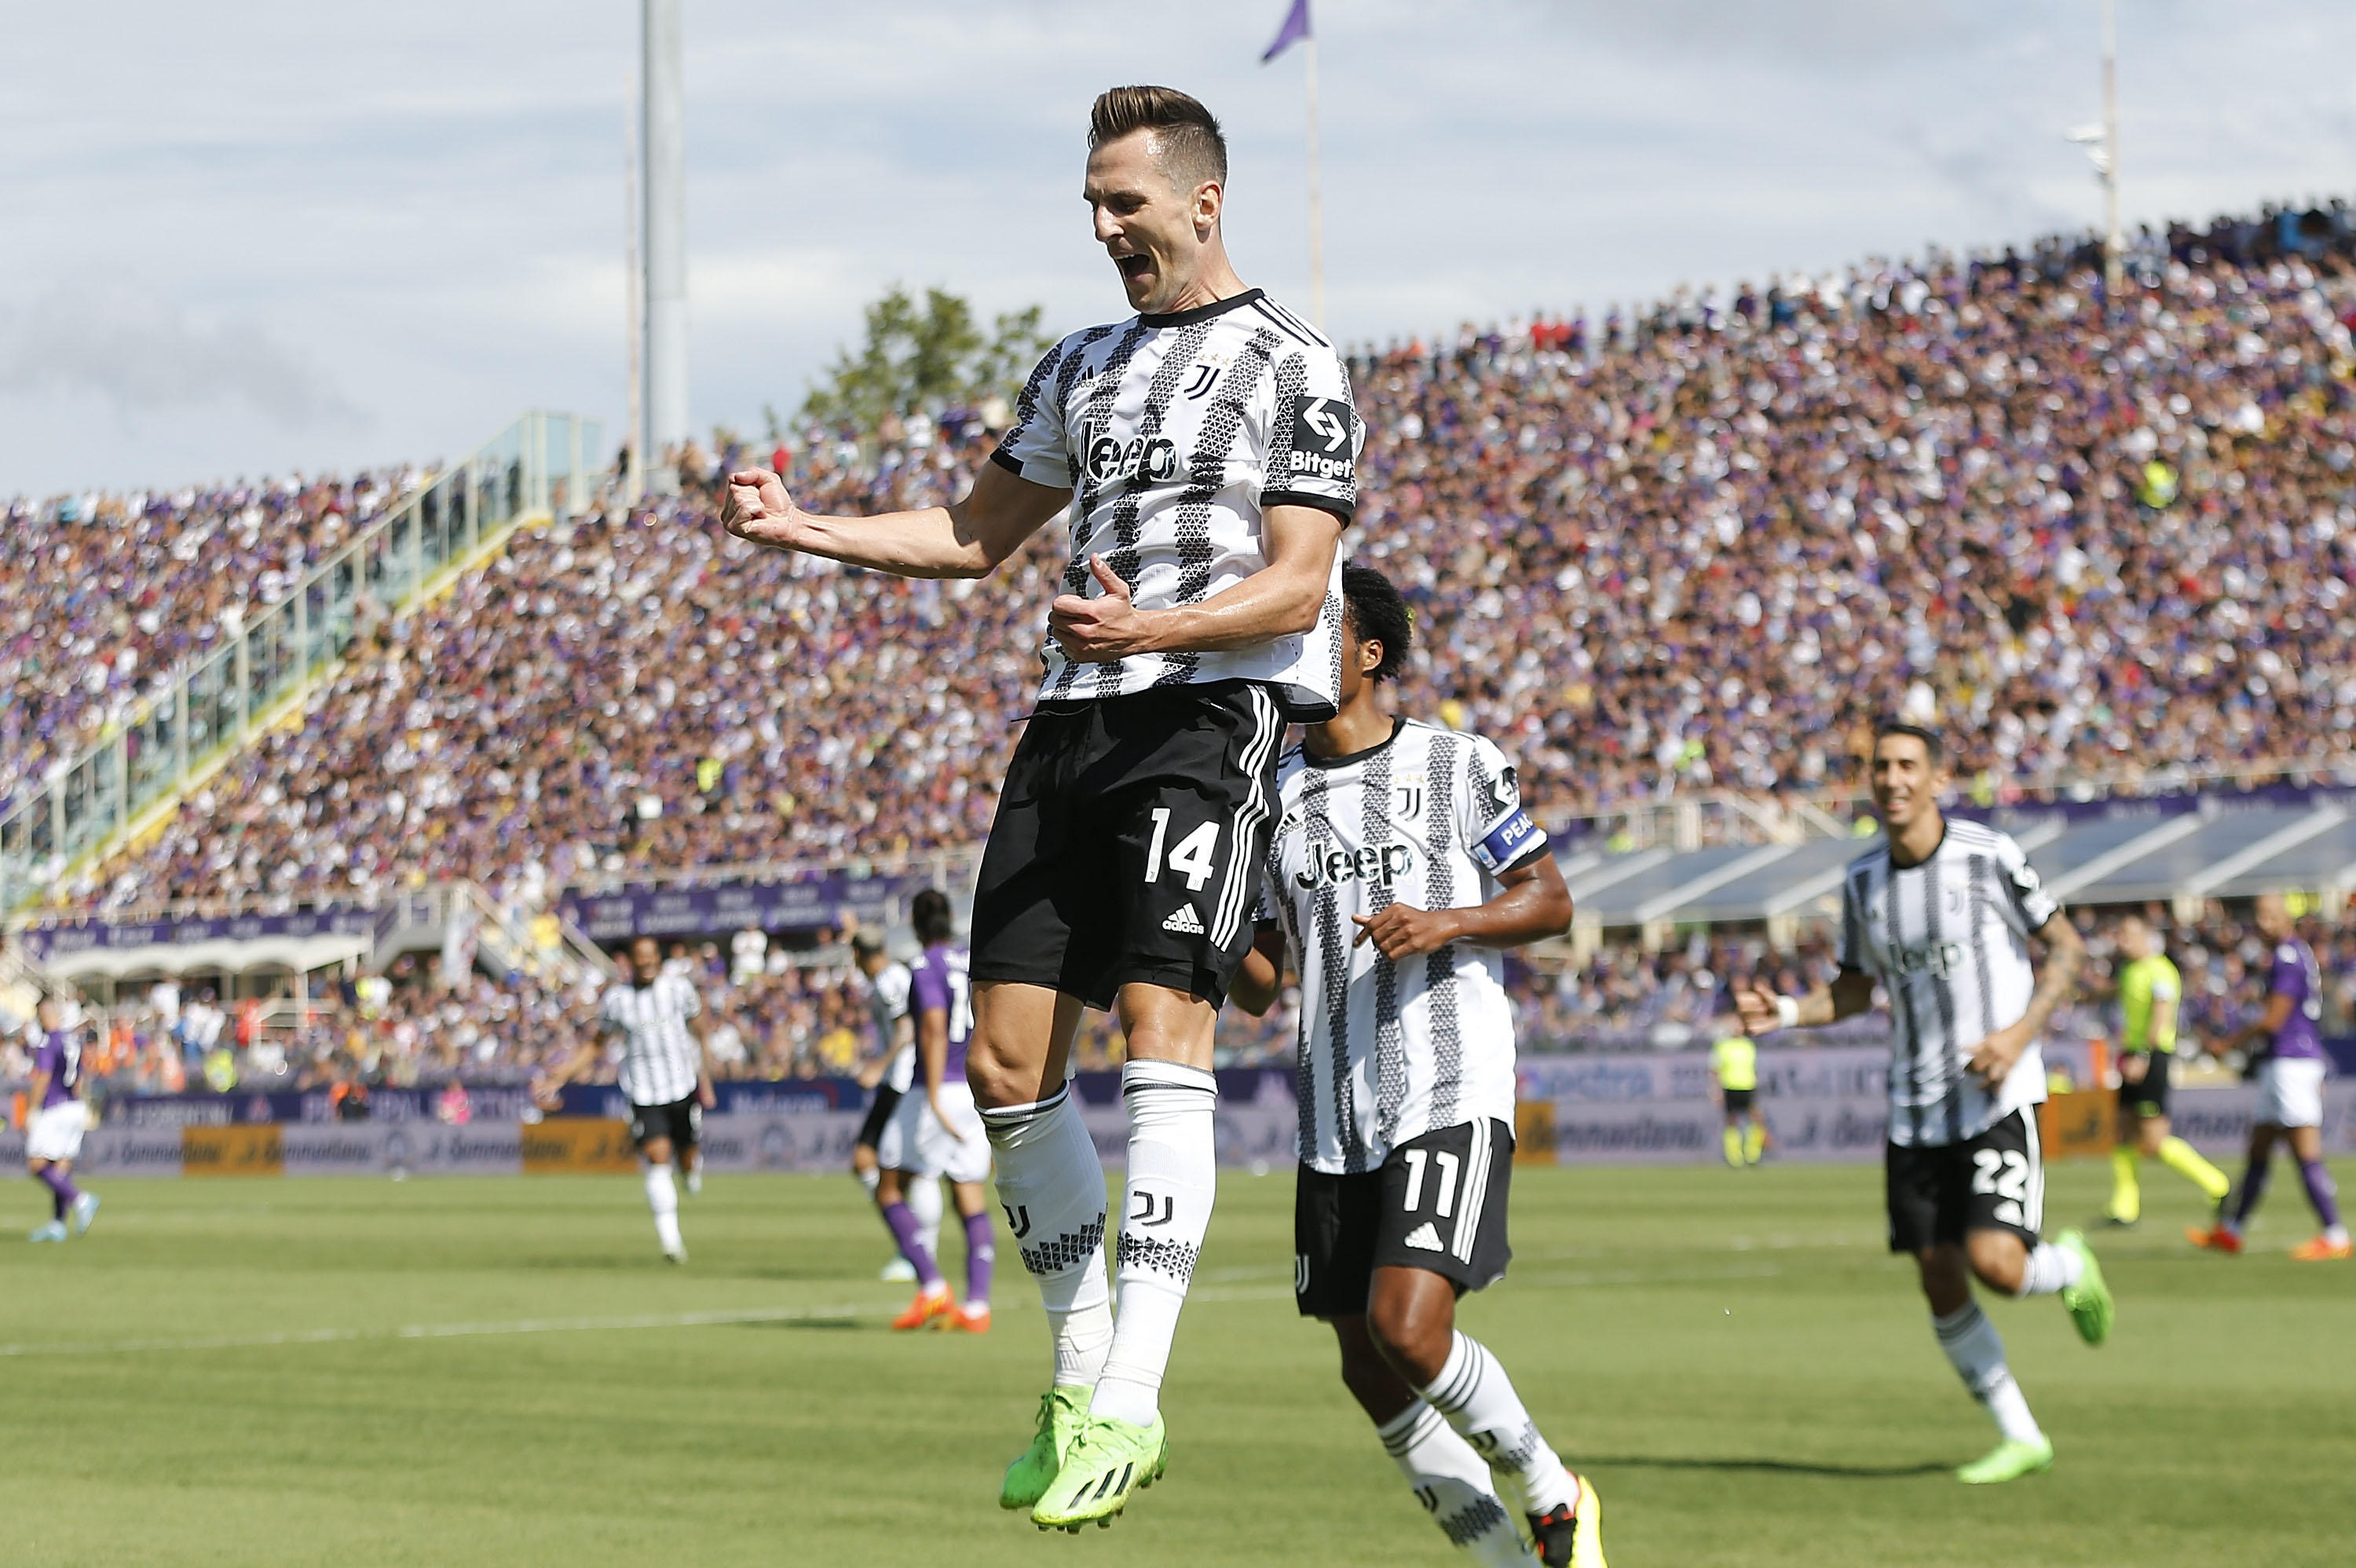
1965, 1233, 2027, 1295
1366, 1292, 1451, 1383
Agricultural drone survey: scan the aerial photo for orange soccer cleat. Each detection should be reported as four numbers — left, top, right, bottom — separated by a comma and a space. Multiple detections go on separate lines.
944, 1303, 993, 1334
2185, 1224, 2243, 1254
2288, 1234, 2353, 1262
891, 1286, 955, 1332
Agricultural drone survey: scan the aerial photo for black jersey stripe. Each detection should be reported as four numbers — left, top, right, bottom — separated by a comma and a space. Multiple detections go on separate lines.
1301, 769, 1364, 1172
1044, 323, 1151, 700
1087, 319, 1219, 700
1422, 729, 1465, 1130
1922, 843, 1963, 1146
1151, 327, 1282, 691
1363, 728, 1407, 1150
1879, 853, 1929, 1147
1257, 296, 1332, 349
1251, 299, 1319, 348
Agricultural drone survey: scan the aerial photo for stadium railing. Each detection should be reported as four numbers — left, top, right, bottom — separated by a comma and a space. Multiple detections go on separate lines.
0, 412, 603, 913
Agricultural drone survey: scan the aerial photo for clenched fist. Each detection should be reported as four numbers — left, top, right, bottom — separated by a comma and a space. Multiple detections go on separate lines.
723, 468, 802, 549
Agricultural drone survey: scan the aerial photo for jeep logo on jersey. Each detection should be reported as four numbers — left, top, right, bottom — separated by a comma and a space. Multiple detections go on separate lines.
1890, 939, 1965, 977
1085, 433, 1180, 487
1286, 396, 1358, 484
1296, 840, 1415, 890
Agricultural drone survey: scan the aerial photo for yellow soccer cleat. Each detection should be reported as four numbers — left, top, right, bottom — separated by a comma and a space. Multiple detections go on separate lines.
1527, 1471, 1607, 1567
1957, 1435, 2054, 1485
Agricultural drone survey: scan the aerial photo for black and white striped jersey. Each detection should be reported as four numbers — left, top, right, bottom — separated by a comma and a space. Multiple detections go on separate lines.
864, 961, 914, 1091
1837, 818, 2059, 1148
598, 972, 704, 1107
1257, 718, 1549, 1175
992, 288, 1361, 721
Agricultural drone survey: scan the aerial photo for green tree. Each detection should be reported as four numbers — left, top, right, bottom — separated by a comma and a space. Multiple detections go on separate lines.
801, 287, 1049, 431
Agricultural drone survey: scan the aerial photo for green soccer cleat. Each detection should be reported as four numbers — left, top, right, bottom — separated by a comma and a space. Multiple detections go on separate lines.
1029, 1413, 1169, 1532
2054, 1229, 2113, 1347
998, 1386, 1091, 1511
1957, 1435, 2054, 1485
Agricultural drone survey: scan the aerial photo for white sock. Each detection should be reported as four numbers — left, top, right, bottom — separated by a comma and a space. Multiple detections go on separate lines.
909, 1174, 944, 1267
1419, 1332, 1577, 1517
1933, 1303, 2042, 1442
2016, 1242, 2084, 1298
644, 1163, 682, 1253
856, 1164, 880, 1197
1379, 1402, 1538, 1566
978, 1084, 1112, 1390
1090, 1061, 1219, 1427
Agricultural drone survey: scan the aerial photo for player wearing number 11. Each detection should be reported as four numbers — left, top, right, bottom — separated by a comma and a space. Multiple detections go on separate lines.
1734, 722, 2113, 1486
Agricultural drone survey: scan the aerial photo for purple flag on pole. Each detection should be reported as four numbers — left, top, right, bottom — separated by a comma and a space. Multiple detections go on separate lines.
1261, 0, 1311, 62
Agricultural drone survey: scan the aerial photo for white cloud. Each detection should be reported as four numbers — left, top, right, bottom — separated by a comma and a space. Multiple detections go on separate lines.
2, 0, 2351, 493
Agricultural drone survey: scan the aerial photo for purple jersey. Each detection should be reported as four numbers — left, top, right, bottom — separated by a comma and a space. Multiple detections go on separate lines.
31, 1030, 81, 1109
909, 944, 973, 1080
2264, 938, 2325, 1062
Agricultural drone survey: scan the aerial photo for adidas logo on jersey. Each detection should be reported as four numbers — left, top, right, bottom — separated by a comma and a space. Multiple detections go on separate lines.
1402, 1222, 1444, 1252
1162, 905, 1205, 935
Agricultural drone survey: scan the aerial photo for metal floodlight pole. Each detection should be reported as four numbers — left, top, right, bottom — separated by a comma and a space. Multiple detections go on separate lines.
1304, 33, 1326, 332
641, 0, 689, 491
625, 64, 645, 503
2101, 0, 2123, 305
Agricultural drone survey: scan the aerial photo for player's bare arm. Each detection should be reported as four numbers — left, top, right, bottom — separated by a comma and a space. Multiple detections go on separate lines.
1228, 929, 1288, 1017
1732, 967, 1877, 1035
695, 1022, 719, 1109
722, 458, 1070, 579
1351, 853, 1573, 962
1048, 505, 1344, 663
1963, 912, 2084, 1087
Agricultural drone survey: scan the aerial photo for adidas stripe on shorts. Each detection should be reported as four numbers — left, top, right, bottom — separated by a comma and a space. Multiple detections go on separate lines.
970, 678, 1282, 1011
1293, 1118, 1514, 1318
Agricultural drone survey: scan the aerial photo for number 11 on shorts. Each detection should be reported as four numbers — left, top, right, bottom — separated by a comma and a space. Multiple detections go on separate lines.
1143, 806, 1220, 892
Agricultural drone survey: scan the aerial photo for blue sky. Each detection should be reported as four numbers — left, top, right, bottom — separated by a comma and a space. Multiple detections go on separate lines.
4, 0, 2351, 494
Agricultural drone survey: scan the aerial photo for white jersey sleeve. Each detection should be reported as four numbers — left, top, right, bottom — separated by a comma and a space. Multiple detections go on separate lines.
1454, 733, 1548, 877
993, 339, 1083, 491
1257, 337, 1363, 523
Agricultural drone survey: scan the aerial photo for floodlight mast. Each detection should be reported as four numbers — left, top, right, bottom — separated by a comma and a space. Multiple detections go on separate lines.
2100, 0, 2122, 305
641, 0, 688, 493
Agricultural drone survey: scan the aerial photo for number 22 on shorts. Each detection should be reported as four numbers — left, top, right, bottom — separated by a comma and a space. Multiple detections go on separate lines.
1143, 807, 1220, 892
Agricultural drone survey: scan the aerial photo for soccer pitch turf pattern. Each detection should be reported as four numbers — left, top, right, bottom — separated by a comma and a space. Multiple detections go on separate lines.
0, 1164, 2347, 1566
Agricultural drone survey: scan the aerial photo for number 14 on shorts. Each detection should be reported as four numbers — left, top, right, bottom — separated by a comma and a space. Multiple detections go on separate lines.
1144, 807, 1220, 891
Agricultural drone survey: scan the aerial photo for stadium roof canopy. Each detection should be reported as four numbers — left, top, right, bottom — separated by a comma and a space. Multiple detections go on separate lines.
1564, 798, 2356, 931
37, 931, 373, 982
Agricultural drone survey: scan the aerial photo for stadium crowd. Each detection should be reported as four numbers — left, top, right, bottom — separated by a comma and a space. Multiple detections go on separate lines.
0, 471, 419, 823
8, 206, 2356, 1077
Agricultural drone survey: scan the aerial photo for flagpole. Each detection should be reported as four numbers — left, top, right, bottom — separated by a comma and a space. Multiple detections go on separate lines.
1304, 32, 1326, 331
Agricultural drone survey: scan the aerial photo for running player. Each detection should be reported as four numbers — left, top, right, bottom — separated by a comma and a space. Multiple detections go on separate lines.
1708, 1029, 1764, 1168
24, 998, 99, 1243
724, 86, 1357, 1529
1734, 722, 2113, 1486
2101, 913, 2230, 1226
850, 929, 927, 1282
877, 890, 997, 1332
2187, 894, 2350, 1259
1230, 567, 1601, 1568
540, 934, 717, 1263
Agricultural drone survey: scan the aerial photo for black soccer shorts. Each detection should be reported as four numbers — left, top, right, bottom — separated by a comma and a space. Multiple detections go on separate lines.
1885, 1108, 2044, 1254
2115, 1054, 2171, 1118
628, 1096, 701, 1153
971, 679, 1282, 1011
1294, 1119, 1516, 1318
1721, 1087, 1755, 1115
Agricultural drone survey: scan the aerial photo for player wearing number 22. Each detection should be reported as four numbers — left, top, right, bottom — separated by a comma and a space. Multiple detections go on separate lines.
723, 86, 1358, 1530
1232, 568, 1604, 1568
1736, 722, 2113, 1486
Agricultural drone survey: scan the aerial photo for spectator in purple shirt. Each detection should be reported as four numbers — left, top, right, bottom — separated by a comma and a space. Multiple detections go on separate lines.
2190, 894, 2348, 1259
24, 998, 100, 1242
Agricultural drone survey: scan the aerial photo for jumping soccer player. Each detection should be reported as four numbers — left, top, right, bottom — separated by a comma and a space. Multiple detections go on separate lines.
1709, 1029, 1765, 1168
24, 998, 99, 1243
2102, 913, 2230, 1226
540, 934, 717, 1263
877, 890, 997, 1333
1230, 568, 1601, 1568
724, 85, 1358, 1530
850, 928, 928, 1282
1735, 722, 2113, 1486
2188, 894, 2350, 1260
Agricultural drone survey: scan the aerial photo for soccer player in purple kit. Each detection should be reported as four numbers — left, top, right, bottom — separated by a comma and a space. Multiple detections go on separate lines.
2188, 894, 2351, 1260
24, 998, 100, 1243
877, 890, 997, 1331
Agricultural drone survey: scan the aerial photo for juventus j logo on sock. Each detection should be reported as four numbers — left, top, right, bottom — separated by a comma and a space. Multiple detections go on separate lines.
1129, 1191, 1176, 1227
1002, 1203, 1033, 1239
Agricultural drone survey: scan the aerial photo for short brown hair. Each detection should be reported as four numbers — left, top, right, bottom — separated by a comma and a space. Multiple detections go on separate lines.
1089, 86, 1228, 193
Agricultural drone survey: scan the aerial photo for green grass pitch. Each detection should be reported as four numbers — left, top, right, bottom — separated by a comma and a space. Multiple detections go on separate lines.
0, 1158, 2347, 1566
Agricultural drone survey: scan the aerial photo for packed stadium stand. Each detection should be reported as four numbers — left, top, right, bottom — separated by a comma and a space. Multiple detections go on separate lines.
6, 204, 2356, 1091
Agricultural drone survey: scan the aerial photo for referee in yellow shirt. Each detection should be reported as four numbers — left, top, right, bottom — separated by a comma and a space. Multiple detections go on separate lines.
2106, 915, 2231, 1224
1709, 1031, 1765, 1168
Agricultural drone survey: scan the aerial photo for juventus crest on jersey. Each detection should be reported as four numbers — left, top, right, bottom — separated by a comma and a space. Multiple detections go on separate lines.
1258, 719, 1548, 1175
1838, 817, 2060, 1148
992, 288, 1362, 720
